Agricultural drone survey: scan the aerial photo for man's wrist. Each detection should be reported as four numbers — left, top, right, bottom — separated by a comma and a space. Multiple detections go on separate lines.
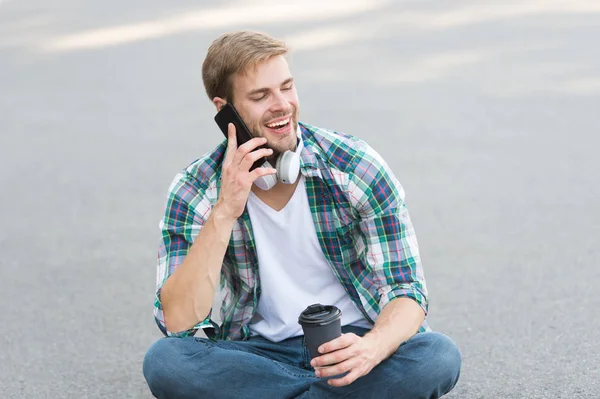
363, 330, 395, 364
212, 201, 239, 225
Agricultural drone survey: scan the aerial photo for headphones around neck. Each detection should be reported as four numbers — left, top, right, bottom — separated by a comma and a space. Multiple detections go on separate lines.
254, 133, 304, 191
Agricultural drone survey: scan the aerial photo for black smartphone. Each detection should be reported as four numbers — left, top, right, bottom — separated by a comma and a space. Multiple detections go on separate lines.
214, 103, 269, 171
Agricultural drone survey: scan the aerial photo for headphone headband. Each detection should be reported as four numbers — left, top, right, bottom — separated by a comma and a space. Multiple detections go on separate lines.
295, 131, 304, 154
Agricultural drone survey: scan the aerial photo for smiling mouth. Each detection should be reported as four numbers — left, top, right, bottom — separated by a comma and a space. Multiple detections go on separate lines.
265, 117, 291, 131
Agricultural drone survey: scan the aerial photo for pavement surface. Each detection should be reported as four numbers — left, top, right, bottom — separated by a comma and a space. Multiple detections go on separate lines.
1, 0, 599, 398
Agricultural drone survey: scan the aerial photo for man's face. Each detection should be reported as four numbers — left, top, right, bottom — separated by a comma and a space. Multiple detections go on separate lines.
229, 55, 300, 155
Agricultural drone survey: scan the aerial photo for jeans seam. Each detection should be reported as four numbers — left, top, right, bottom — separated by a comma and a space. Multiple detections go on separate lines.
270, 359, 316, 378
205, 340, 313, 378
301, 336, 311, 369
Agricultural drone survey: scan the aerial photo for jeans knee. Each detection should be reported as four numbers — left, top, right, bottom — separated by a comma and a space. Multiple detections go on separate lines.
431, 332, 461, 383
394, 332, 461, 398
143, 338, 193, 397
416, 332, 462, 395
143, 339, 171, 388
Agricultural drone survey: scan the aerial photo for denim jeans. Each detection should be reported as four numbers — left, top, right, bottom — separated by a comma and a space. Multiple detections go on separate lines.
143, 326, 461, 399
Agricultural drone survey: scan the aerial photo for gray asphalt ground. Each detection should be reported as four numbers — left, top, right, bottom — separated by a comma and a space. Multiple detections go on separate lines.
1, 1, 599, 398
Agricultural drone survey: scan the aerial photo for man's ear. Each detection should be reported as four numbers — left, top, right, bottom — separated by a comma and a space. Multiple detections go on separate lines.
213, 97, 227, 112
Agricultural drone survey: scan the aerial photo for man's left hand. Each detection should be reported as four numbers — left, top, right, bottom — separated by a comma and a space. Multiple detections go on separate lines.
310, 333, 385, 387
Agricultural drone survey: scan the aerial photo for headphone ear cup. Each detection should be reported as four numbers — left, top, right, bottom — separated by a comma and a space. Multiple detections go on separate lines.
254, 161, 277, 190
254, 173, 277, 190
275, 151, 288, 181
276, 150, 300, 184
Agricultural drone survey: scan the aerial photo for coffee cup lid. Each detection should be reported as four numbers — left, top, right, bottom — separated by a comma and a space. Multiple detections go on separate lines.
298, 304, 342, 326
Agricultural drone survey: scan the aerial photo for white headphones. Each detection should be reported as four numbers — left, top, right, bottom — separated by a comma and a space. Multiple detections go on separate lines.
254, 132, 304, 190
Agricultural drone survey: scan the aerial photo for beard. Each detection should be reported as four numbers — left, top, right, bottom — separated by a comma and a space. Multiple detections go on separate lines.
248, 106, 299, 155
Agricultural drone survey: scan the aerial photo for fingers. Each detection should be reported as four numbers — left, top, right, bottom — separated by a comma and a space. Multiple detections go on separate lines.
224, 123, 269, 166
218, 125, 275, 220
232, 137, 269, 166
315, 358, 357, 379
239, 147, 273, 171
224, 123, 237, 164
328, 368, 363, 387
318, 333, 358, 356
249, 165, 277, 182
310, 334, 379, 387
312, 346, 354, 368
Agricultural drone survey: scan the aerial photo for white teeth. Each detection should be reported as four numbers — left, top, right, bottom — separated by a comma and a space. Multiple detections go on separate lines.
266, 118, 290, 128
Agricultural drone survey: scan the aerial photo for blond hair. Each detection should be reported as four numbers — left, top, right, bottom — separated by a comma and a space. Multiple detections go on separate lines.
202, 31, 289, 103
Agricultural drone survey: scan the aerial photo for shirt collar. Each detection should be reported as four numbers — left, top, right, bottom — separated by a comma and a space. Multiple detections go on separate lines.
298, 122, 319, 172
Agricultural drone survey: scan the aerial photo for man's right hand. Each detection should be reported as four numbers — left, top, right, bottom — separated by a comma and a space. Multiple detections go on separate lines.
160, 123, 276, 333
216, 123, 277, 221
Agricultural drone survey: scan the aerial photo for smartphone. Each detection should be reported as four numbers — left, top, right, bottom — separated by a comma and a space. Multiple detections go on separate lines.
214, 103, 269, 171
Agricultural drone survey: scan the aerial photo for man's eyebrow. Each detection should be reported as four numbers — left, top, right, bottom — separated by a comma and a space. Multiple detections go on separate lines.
247, 77, 294, 96
281, 77, 294, 86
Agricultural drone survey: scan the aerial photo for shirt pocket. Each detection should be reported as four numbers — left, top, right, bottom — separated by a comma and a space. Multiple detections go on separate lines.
334, 220, 361, 268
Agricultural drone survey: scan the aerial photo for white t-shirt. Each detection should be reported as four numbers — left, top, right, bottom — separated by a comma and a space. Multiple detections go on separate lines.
246, 176, 372, 342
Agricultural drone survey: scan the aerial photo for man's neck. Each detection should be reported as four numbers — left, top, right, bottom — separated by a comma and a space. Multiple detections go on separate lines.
250, 174, 301, 212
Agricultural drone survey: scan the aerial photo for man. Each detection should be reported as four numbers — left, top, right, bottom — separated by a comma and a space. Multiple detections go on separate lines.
143, 31, 461, 399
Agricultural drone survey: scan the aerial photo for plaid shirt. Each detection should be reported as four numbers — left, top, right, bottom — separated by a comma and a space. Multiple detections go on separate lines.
154, 122, 430, 340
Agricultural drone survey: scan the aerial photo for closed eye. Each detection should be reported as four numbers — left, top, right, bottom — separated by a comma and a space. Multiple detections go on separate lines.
281, 79, 294, 91
252, 94, 267, 102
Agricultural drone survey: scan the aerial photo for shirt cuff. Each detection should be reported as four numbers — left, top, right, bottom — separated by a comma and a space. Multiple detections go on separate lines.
154, 288, 218, 339
378, 283, 428, 316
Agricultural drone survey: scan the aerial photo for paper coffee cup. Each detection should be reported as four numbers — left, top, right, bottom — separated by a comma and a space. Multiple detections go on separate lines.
298, 304, 342, 360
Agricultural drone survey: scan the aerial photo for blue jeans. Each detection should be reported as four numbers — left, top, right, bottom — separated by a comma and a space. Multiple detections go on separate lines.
143, 326, 461, 398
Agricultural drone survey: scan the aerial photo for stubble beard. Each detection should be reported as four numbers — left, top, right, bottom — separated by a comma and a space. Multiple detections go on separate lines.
250, 109, 299, 156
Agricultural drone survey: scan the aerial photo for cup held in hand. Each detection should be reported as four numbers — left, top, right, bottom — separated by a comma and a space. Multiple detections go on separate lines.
298, 304, 342, 360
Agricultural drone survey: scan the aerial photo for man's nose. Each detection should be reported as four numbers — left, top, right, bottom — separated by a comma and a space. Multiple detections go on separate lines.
270, 91, 289, 112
